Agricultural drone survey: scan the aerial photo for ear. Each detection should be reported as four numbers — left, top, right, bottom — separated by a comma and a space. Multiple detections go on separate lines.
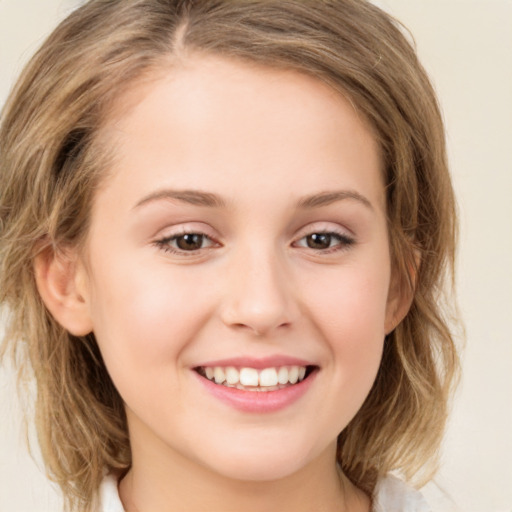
384, 252, 420, 335
34, 245, 93, 336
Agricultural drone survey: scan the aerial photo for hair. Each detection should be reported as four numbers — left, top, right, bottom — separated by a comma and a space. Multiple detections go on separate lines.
0, 0, 460, 510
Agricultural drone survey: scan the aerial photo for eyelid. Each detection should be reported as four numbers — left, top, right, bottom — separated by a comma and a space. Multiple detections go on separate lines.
292, 223, 356, 253
293, 221, 354, 240
293, 231, 354, 247
154, 222, 217, 240
152, 223, 221, 255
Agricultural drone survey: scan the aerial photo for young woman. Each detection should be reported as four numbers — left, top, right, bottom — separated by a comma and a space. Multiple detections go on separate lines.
0, 1, 459, 510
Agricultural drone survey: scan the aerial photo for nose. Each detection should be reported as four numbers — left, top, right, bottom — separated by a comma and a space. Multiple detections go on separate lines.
219, 246, 298, 336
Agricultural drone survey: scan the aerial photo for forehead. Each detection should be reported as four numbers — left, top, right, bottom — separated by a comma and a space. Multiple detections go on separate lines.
97, 55, 384, 211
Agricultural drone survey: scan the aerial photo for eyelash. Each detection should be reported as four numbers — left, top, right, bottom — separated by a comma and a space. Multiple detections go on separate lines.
293, 231, 355, 254
153, 229, 355, 256
154, 232, 217, 255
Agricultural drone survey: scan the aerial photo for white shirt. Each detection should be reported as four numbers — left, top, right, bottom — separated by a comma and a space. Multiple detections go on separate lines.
373, 475, 432, 511
98, 473, 436, 512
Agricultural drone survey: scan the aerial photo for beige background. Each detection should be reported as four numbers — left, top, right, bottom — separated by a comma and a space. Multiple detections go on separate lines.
1, 0, 511, 511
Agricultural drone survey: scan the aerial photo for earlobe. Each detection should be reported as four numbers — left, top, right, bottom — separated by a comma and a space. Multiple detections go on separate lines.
384, 282, 413, 334
34, 245, 93, 336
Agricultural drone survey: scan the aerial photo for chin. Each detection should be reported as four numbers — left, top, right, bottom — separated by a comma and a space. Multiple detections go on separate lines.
211, 456, 307, 483
196, 434, 320, 483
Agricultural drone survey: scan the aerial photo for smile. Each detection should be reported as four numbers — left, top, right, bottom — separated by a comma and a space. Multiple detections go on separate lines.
192, 357, 319, 413
196, 365, 312, 391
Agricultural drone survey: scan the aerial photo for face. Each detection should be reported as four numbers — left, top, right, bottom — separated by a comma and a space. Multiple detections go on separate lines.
78, 56, 400, 481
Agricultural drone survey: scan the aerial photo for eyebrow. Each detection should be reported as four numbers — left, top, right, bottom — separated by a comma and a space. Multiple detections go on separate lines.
134, 189, 227, 209
133, 188, 373, 211
297, 190, 374, 210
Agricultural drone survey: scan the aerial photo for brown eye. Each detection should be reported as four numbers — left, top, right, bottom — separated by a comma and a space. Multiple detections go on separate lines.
294, 231, 355, 253
306, 233, 334, 250
175, 233, 206, 251
155, 231, 217, 255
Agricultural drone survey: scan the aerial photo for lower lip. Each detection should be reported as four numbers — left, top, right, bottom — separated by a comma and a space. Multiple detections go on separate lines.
193, 370, 317, 413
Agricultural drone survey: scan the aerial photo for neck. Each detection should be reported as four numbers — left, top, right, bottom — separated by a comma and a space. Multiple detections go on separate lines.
119, 442, 370, 512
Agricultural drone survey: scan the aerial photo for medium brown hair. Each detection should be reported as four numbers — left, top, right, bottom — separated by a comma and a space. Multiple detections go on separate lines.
0, 1, 459, 510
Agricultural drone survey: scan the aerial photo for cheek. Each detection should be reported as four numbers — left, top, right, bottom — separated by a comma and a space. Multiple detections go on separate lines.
305, 260, 390, 339
86, 254, 213, 372
302, 260, 389, 396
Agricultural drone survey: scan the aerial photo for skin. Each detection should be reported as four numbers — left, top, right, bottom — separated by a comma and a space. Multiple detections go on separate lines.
37, 55, 410, 511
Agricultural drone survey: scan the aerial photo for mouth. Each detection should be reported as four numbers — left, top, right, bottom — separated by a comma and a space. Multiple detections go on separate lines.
194, 365, 317, 392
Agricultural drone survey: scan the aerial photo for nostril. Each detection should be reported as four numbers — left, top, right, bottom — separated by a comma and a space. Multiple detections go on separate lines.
229, 320, 292, 337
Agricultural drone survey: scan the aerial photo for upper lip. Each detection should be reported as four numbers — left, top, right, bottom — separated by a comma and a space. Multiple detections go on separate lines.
194, 355, 316, 369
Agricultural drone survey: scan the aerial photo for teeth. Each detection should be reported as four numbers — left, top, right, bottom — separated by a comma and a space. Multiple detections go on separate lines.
277, 366, 289, 385
240, 368, 259, 386
259, 368, 278, 387
225, 366, 239, 385
288, 366, 299, 384
200, 365, 309, 389
213, 367, 225, 384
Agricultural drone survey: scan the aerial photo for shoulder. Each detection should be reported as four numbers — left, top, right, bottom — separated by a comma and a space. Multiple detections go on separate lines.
373, 475, 458, 512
